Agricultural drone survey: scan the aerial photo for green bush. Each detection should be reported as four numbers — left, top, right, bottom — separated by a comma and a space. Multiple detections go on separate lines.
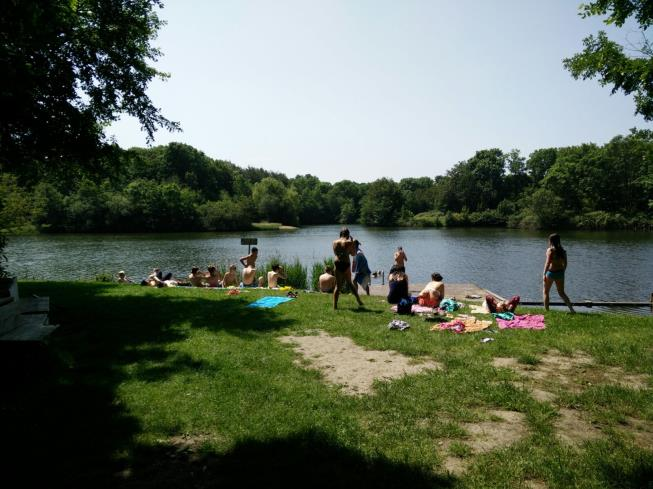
94, 272, 113, 282
573, 211, 629, 230
261, 257, 307, 289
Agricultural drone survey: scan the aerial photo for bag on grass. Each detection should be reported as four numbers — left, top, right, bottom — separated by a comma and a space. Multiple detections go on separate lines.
397, 298, 412, 315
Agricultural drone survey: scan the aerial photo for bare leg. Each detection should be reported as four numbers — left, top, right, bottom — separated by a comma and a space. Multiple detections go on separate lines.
345, 270, 363, 306
554, 280, 575, 313
543, 277, 554, 311
333, 272, 344, 310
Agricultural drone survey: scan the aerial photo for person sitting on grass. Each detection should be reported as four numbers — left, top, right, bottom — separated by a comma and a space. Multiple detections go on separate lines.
143, 267, 173, 287
222, 264, 239, 287
117, 270, 132, 284
485, 294, 520, 313
319, 266, 336, 293
188, 267, 205, 287
387, 267, 410, 304
205, 265, 222, 287
418, 272, 444, 308
242, 265, 264, 287
267, 264, 286, 288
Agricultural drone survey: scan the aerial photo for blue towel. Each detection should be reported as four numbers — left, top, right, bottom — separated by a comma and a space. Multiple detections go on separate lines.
247, 296, 294, 308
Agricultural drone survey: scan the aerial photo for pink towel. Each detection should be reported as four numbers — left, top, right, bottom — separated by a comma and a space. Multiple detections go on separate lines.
496, 314, 545, 330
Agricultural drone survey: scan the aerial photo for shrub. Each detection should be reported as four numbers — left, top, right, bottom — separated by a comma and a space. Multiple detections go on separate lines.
261, 257, 307, 289
94, 272, 113, 282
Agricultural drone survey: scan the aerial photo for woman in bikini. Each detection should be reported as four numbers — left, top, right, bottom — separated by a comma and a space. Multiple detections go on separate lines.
332, 227, 363, 310
543, 233, 575, 313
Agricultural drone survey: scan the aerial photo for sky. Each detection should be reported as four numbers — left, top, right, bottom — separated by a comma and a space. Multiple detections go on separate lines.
107, 0, 650, 183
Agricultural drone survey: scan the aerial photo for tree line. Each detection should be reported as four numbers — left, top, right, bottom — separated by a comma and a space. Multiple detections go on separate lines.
1, 129, 651, 233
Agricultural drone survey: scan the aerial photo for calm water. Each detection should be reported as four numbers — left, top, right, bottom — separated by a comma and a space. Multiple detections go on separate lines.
6, 226, 653, 306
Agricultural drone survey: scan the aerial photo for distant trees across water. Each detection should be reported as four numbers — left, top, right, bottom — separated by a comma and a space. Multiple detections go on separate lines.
1, 129, 651, 233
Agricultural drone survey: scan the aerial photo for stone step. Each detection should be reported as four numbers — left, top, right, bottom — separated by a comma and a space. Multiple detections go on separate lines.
19, 296, 50, 314
0, 300, 19, 335
0, 314, 58, 341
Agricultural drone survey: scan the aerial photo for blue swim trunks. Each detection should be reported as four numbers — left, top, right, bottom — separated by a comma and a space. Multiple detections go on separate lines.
545, 270, 565, 280
241, 282, 258, 288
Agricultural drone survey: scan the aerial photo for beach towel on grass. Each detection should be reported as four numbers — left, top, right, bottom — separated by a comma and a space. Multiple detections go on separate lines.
496, 314, 545, 330
247, 297, 294, 308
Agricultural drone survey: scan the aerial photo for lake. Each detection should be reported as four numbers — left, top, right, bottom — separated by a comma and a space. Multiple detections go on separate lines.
5, 226, 653, 308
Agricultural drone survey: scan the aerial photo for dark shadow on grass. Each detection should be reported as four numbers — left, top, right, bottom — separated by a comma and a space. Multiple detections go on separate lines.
2, 282, 299, 486
121, 429, 453, 489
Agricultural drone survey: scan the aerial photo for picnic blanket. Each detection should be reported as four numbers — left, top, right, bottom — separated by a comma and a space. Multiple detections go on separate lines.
496, 314, 545, 330
431, 316, 492, 334
247, 297, 294, 308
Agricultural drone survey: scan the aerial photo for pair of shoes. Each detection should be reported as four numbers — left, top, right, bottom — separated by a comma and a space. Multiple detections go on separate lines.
287, 291, 298, 298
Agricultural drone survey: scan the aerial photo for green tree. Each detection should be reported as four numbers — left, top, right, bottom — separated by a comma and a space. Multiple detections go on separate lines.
359, 178, 402, 226
441, 149, 506, 212
0, 174, 33, 230
0, 0, 178, 173
291, 175, 332, 224
252, 177, 299, 224
526, 148, 558, 182
563, 0, 653, 120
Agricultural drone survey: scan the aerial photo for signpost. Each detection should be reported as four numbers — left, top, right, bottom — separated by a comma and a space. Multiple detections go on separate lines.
240, 238, 258, 254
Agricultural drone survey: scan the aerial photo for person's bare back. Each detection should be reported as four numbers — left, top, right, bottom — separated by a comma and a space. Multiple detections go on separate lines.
393, 247, 407, 269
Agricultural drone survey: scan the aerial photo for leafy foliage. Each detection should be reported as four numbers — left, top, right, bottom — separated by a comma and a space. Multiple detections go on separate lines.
1, 132, 651, 233
0, 0, 179, 174
563, 0, 653, 119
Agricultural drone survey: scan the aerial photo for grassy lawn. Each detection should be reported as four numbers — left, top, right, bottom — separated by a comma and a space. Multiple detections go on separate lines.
3, 282, 652, 488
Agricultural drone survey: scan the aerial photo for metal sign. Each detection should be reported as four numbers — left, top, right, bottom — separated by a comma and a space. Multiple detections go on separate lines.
240, 238, 258, 245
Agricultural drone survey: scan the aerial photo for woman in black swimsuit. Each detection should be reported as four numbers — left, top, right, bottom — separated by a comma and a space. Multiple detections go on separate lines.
332, 227, 363, 310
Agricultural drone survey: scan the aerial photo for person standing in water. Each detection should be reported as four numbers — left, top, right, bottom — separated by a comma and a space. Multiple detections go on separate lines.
543, 233, 575, 313
393, 246, 407, 273
332, 227, 363, 309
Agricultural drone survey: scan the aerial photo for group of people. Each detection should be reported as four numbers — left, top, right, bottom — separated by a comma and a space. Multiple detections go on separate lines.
328, 228, 575, 313
116, 246, 289, 289
119, 230, 575, 314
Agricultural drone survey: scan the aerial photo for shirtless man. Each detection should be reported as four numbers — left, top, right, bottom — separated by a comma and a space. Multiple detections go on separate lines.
393, 246, 408, 272
332, 227, 363, 309
222, 264, 238, 287
418, 272, 444, 308
204, 265, 222, 287
188, 267, 205, 287
319, 266, 336, 293
267, 264, 286, 288
239, 247, 259, 268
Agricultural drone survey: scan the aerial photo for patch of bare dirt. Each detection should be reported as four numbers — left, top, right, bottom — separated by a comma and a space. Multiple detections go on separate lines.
278, 331, 441, 395
524, 480, 548, 489
493, 350, 650, 398
618, 416, 653, 450
442, 410, 528, 475
167, 433, 213, 452
554, 408, 603, 446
